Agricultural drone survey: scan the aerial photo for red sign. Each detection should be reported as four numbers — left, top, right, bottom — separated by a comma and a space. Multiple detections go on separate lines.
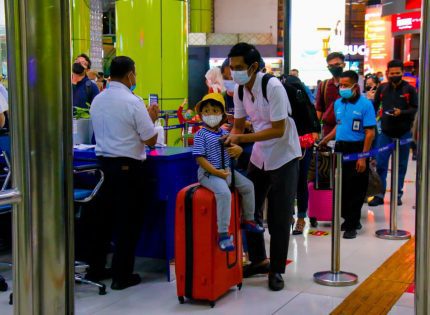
406, 0, 421, 10
392, 11, 422, 33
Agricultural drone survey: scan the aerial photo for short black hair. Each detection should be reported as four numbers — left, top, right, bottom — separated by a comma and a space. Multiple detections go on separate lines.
77, 53, 91, 69
387, 59, 404, 71
365, 75, 379, 86
228, 42, 262, 70
326, 52, 345, 63
340, 70, 359, 83
110, 56, 135, 78
290, 69, 299, 73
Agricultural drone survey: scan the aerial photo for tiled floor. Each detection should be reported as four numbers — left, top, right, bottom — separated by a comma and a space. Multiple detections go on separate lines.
0, 159, 417, 315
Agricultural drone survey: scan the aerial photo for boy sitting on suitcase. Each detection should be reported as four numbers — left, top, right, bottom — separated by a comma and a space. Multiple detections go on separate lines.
193, 93, 264, 252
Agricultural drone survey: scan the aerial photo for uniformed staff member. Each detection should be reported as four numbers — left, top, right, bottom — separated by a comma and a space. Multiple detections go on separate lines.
321, 70, 376, 239
89, 56, 159, 290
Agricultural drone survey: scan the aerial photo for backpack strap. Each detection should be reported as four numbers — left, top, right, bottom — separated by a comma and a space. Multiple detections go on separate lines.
261, 73, 274, 102
322, 79, 329, 112
85, 80, 93, 105
238, 73, 274, 102
238, 85, 244, 102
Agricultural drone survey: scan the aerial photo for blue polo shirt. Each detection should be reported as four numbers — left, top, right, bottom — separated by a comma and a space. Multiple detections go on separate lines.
334, 95, 376, 142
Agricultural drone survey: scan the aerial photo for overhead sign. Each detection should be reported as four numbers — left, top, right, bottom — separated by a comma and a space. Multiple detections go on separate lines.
392, 11, 422, 33
364, 6, 393, 74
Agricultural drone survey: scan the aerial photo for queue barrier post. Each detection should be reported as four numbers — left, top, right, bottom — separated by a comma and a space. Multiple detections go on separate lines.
375, 138, 411, 240
313, 152, 359, 286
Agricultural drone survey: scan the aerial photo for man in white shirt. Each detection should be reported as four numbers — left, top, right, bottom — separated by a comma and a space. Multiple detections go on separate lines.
225, 43, 301, 291
89, 56, 159, 290
0, 92, 8, 128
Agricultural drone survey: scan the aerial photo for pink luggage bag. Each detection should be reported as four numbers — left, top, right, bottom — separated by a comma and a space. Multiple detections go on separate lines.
307, 147, 333, 227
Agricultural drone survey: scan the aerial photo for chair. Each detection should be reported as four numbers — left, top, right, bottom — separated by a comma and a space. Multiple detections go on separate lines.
73, 163, 107, 295
0, 150, 12, 292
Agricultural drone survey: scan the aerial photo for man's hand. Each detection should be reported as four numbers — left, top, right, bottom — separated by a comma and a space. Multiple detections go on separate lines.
224, 134, 242, 146
227, 144, 243, 159
148, 104, 160, 123
366, 89, 376, 101
319, 136, 330, 147
393, 107, 402, 117
356, 158, 367, 173
215, 169, 230, 180
312, 132, 319, 141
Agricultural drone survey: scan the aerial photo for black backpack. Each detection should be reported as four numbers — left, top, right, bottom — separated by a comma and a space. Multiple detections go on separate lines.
239, 74, 320, 136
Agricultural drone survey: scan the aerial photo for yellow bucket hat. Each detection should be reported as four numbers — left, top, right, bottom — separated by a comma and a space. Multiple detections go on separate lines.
195, 93, 226, 114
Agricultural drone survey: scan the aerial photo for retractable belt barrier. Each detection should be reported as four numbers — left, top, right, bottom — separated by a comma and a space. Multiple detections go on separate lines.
342, 138, 413, 162
314, 138, 413, 286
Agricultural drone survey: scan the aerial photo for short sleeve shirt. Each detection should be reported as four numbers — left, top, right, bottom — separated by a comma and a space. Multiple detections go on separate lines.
334, 95, 377, 142
233, 72, 302, 171
193, 128, 231, 169
90, 82, 155, 160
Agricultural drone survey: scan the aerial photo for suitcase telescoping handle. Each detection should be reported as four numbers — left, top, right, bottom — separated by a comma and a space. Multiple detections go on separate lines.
314, 144, 334, 190
219, 138, 235, 191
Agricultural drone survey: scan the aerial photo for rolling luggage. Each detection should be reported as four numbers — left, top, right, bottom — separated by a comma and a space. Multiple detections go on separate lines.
175, 141, 242, 307
175, 185, 243, 307
308, 146, 333, 227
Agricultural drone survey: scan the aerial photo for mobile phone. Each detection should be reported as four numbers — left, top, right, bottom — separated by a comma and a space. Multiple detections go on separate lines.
385, 109, 395, 116
149, 94, 159, 106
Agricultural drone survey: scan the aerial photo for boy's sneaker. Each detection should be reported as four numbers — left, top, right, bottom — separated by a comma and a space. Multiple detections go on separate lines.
241, 220, 265, 233
218, 234, 235, 252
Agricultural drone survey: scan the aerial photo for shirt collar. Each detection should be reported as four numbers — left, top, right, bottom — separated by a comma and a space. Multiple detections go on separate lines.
109, 81, 133, 94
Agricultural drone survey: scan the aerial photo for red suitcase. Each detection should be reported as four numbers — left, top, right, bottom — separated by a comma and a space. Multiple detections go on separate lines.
175, 184, 243, 307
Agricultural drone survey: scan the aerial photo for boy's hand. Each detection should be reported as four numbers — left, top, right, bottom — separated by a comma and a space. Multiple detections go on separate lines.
227, 144, 243, 159
148, 104, 160, 123
216, 169, 230, 180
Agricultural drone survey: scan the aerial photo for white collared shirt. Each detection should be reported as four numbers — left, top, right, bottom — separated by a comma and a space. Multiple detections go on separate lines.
90, 81, 155, 161
233, 72, 302, 171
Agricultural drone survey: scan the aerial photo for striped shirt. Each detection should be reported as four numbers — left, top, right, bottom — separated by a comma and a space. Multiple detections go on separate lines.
193, 128, 230, 169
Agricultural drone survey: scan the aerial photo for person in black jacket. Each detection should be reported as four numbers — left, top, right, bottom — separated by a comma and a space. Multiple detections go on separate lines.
369, 60, 418, 207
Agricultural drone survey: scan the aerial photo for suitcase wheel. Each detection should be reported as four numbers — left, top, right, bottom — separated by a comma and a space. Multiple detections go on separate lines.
237, 283, 242, 290
310, 217, 318, 228
178, 296, 185, 304
99, 285, 107, 295
209, 301, 216, 308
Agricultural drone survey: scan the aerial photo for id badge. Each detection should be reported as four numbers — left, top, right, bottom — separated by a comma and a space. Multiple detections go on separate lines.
352, 119, 361, 131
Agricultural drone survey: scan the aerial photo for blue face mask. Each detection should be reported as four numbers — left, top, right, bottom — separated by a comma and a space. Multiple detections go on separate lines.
130, 85, 137, 92
224, 80, 236, 92
339, 87, 355, 99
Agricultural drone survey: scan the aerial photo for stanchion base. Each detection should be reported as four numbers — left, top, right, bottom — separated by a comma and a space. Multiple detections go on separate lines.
313, 271, 358, 287
375, 229, 411, 240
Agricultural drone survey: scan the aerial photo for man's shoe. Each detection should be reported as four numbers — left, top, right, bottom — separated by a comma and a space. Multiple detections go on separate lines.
243, 261, 270, 278
368, 196, 384, 207
341, 222, 361, 231
268, 273, 284, 291
343, 230, 357, 239
111, 274, 141, 290
398, 198, 403, 206
218, 234, 235, 252
241, 220, 265, 233
85, 268, 112, 282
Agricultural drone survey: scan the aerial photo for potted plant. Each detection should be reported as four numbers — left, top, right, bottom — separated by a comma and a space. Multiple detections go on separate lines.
73, 103, 93, 145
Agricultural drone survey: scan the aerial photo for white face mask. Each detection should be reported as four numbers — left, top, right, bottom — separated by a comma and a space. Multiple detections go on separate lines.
224, 80, 236, 92
202, 115, 223, 128
231, 69, 251, 85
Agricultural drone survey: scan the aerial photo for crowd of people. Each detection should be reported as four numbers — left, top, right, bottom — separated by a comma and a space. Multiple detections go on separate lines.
70, 43, 418, 292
